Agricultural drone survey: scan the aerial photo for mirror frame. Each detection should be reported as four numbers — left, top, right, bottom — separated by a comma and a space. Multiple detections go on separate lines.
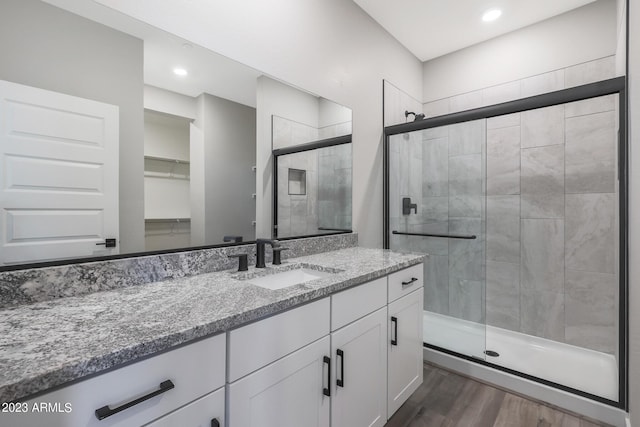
272, 134, 353, 240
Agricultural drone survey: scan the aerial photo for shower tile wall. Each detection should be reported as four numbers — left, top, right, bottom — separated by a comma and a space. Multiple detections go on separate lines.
277, 151, 319, 237
390, 121, 486, 323
318, 145, 352, 230
275, 118, 353, 238
415, 55, 619, 354
485, 96, 618, 353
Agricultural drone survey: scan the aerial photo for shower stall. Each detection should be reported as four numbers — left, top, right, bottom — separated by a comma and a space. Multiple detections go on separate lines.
384, 77, 627, 408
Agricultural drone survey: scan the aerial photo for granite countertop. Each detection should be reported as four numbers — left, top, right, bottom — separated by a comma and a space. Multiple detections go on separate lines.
0, 247, 425, 403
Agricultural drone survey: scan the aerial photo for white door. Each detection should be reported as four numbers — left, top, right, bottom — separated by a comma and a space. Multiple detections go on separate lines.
388, 288, 424, 417
0, 80, 119, 265
331, 307, 387, 427
228, 336, 330, 427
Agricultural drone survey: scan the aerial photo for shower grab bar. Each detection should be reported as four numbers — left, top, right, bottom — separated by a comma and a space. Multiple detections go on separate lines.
392, 230, 477, 240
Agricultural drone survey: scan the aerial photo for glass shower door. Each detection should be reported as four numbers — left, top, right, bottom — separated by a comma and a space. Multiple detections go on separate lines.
388, 119, 487, 360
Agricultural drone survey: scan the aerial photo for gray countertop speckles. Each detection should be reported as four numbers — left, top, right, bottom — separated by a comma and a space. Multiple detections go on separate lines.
0, 247, 425, 403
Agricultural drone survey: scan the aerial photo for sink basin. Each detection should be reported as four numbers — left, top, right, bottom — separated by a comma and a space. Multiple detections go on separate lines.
239, 263, 340, 290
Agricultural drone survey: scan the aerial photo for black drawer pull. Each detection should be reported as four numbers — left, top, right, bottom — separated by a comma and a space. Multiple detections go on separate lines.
391, 316, 398, 346
323, 356, 331, 396
94, 380, 175, 420
211, 418, 220, 427
337, 349, 345, 388
401, 277, 418, 287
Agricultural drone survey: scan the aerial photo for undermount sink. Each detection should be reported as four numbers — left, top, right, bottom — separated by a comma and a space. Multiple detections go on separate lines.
239, 263, 341, 290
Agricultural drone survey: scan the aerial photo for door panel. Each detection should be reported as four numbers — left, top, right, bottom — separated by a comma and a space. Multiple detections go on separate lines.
331, 307, 387, 427
228, 336, 330, 427
0, 80, 119, 264
388, 288, 424, 416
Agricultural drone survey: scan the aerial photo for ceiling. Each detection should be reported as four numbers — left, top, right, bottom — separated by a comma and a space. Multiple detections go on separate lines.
43, 0, 261, 107
352, 0, 598, 61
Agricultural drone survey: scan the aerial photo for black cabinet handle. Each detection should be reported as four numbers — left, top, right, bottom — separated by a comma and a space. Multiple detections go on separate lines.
94, 380, 174, 420
211, 418, 220, 427
391, 317, 398, 346
336, 349, 345, 388
323, 356, 331, 396
401, 277, 418, 287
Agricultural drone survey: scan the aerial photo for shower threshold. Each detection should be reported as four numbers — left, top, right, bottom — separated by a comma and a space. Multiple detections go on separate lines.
423, 311, 618, 402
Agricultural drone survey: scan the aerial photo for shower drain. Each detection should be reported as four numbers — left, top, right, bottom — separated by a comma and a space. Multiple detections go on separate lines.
484, 350, 500, 357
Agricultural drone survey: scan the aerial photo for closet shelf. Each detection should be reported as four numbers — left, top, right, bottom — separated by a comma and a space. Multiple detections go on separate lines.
145, 155, 190, 164
145, 218, 191, 223
144, 171, 190, 180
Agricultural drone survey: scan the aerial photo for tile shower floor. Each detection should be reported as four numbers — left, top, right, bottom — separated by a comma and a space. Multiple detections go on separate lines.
423, 312, 618, 401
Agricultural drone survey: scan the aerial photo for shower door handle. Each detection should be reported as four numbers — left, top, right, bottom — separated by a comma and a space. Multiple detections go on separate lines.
391, 316, 398, 346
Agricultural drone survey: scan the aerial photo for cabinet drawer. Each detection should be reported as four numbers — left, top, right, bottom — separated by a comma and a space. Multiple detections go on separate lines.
331, 277, 386, 331
3, 333, 225, 427
228, 297, 330, 382
388, 263, 423, 303
144, 387, 224, 427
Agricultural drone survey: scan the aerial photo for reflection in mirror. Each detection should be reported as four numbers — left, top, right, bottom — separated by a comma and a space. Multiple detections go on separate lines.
273, 136, 352, 239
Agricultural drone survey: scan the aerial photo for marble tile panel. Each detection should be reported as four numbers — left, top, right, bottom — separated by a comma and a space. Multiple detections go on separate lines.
487, 113, 520, 130
486, 261, 520, 332
487, 125, 520, 195
384, 80, 423, 127
565, 111, 616, 194
449, 90, 483, 114
565, 56, 615, 88
422, 137, 449, 197
482, 81, 521, 106
565, 94, 616, 118
422, 125, 449, 140
449, 277, 484, 323
449, 154, 482, 196
408, 222, 450, 256
487, 196, 520, 263
422, 196, 449, 223
565, 193, 616, 274
423, 98, 451, 119
520, 69, 565, 98
449, 218, 484, 281
449, 195, 482, 218
521, 145, 564, 195
521, 105, 565, 148
520, 288, 565, 342
424, 255, 449, 315
521, 193, 564, 219
449, 120, 485, 156
565, 269, 616, 353
520, 219, 564, 291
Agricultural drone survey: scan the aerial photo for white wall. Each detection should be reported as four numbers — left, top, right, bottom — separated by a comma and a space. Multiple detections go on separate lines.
422, 0, 617, 102
0, 0, 145, 254
92, 0, 424, 248
144, 85, 197, 120
193, 92, 257, 244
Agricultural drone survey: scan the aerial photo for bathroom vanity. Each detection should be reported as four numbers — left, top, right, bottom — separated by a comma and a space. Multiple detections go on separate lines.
0, 247, 424, 427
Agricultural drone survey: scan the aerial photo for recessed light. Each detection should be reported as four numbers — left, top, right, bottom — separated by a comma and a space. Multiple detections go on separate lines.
173, 68, 188, 76
482, 8, 502, 22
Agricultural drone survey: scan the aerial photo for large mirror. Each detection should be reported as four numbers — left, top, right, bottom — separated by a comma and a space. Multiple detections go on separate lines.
0, 0, 352, 268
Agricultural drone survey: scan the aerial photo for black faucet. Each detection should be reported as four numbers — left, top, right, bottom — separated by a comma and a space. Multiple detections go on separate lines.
256, 238, 280, 268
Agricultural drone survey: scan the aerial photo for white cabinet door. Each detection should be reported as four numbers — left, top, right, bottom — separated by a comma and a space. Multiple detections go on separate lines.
0, 79, 119, 264
388, 287, 424, 417
228, 336, 330, 427
143, 387, 224, 427
331, 307, 387, 427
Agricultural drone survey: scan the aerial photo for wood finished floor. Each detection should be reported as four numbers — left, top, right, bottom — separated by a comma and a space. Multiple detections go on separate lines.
385, 363, 612, 427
